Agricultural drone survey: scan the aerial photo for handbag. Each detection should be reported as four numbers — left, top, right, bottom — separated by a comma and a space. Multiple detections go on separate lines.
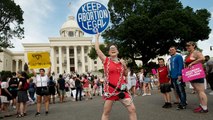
108, 82, 126, 99
41, 87, 49, 95
40, 76, 49, 95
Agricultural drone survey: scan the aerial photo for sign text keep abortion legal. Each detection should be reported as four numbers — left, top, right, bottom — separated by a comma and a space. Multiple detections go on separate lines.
77, 1, 110, 34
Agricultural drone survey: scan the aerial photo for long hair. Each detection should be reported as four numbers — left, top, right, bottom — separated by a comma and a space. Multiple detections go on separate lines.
130, 69, 134, 76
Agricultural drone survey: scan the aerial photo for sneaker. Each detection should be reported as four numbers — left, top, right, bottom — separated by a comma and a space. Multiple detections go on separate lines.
162, 103, 168, 108
16, 114, 24, 118
209, 91, 213, 95
194, 106, 208, 113
35, 112, 40, 117
147, 93, 151, 96
142, 93, 147, 96
176, 105, 186, 110
166, 103, 172, 108
13, 106, 16, 109
45, 111, 49, 115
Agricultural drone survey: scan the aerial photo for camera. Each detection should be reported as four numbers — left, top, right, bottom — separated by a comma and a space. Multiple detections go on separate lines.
118, 91, 125, 99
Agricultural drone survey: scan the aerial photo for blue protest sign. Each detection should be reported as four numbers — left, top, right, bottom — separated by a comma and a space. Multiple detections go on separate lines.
76, 1, 110, 34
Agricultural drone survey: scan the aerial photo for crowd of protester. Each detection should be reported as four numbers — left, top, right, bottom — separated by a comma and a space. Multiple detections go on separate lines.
0, 69, 105, 118
0, 42, 213, 119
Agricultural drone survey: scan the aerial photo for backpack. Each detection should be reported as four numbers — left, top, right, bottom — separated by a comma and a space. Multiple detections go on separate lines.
23, 81, 30, 90
48, 80, 55, 87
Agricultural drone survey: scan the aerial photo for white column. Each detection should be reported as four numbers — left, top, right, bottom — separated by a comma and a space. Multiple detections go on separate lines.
24, 52, 28, 64
74, 46, 78, 72
66, 46, 70, 73
88, 46, 92, 72
59, 46, 63, 74
51, 47, 55, 73
81, 46, 85, 73
11, 60, 13, 72
15, 60, 19, 72
22, 60, 24, 71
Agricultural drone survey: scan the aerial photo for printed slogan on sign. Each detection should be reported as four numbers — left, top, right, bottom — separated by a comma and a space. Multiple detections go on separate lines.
77, 1, 110, 34
27, 52, 51, 69
182, 63, 206, 82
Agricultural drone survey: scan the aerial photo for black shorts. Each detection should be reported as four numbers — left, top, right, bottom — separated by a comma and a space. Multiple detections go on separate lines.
48, 87, 56, 95
36, 87, 49, 96
190, 78, 204, 83
9, 90, 18, 98
160, 83, 171, 93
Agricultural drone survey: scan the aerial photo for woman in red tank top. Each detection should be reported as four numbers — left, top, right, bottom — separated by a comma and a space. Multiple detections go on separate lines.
95, 34, 137, 120
185, 41, 208, 113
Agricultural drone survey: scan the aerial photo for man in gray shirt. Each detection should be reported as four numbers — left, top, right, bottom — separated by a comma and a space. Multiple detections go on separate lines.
205, 55, 213, 95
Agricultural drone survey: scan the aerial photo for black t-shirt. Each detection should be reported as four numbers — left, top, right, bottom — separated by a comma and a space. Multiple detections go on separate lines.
48, 79, 56, 89
18, 78, 27, 91
9, 77, 19, 91
58, 78, 65, 90
75, 78, 82, 88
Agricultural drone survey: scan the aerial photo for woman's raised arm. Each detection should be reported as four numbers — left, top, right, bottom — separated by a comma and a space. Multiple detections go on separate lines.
95, 34, 106, 63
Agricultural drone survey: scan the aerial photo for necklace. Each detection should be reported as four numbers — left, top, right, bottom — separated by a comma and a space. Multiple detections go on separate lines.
104, 57, 124, 99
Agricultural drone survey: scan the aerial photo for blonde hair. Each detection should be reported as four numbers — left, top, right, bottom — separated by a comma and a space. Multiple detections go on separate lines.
186, 41, 197, 49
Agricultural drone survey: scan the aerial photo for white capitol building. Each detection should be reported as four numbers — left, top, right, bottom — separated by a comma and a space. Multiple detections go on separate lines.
0, 16, 103, 74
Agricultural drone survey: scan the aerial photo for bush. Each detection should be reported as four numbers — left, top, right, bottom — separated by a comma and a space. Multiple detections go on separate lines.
0, 71, 12, 78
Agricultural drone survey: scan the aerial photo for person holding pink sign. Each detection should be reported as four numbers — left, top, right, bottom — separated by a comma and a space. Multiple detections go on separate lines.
185, 41, 208, 113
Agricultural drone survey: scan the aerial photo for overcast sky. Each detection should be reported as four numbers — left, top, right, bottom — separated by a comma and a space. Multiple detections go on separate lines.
11, 0, 213, 56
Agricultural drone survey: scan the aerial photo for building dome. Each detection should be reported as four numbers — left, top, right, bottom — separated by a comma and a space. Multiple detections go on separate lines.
61, 16, 79, 29
60, 16, 84, 37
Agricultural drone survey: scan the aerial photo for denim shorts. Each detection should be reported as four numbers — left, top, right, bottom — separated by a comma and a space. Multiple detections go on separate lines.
143, 78, 151, 83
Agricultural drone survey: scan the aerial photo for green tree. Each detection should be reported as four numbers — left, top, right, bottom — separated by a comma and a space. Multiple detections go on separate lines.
102, 0, 211, 65
88, 44, 108, 60
0, 0, 24, 50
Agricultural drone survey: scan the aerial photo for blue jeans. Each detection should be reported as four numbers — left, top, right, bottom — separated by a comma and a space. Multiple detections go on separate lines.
172, 78, 187, 106
29, 91, 35, 101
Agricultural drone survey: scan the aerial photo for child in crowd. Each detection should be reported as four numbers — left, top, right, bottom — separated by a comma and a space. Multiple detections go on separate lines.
142, 70, 152, 96
157, 58, 172, 108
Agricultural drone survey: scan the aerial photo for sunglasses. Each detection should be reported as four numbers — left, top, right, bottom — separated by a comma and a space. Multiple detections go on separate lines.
110, 46, 117, 49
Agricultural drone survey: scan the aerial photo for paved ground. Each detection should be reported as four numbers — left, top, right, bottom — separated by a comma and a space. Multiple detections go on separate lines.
2, 89, 213, 120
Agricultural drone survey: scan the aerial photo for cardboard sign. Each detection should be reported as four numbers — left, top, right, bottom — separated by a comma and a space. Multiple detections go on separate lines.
76, 1, 110, 34
182, 63, 206, 82
27, 52, 51, 69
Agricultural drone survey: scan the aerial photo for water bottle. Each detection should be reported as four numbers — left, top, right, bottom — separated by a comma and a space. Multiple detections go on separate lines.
176, 80, 181, 85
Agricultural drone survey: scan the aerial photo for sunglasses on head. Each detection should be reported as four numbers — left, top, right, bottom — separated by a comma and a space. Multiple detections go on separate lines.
110, 46, 117, 49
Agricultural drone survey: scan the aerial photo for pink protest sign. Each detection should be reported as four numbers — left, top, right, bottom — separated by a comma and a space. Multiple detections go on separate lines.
182, 63, 206, 82
152, 69, 157, 75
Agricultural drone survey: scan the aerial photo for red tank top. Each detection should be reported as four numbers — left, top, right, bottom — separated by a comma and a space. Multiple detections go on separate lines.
185, 53, 195, 65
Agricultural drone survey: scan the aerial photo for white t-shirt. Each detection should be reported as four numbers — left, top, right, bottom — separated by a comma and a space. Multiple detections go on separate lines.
130, 74, 136, 81
139, 73, 144, 82
35, 75, 49, 87
69, 78, 75, 88
1, 82, 8, 89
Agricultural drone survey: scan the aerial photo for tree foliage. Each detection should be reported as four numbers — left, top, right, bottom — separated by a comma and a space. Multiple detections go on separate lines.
0, 0, 24, 50
102, 0, 211, 65
88, 44, 108, 60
